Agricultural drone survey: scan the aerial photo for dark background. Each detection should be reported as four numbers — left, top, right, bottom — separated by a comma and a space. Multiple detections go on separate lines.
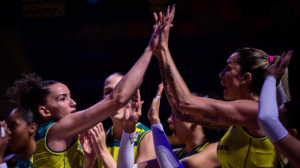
1, 0, 300, 138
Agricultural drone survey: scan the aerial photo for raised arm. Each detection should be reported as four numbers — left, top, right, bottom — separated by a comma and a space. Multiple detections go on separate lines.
257, 51, 300, 166
154, 6, 258, 129
47, 13, 169, 149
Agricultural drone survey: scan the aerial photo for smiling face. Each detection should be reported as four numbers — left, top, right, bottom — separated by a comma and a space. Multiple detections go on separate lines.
7, 109, 35, 152
103, 74, 125, 120
219, 52, 244, 100
42, 83, 77, 121
167, 110, 194, 143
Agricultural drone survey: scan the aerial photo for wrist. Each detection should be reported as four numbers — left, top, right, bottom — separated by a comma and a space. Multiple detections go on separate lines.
150, 118, 161, 125
98, 149, 110, 157
124, 123, 136, 133
145, 46, 154, 53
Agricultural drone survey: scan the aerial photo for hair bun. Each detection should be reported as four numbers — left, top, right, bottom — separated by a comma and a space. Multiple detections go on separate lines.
6, 73, 42, 109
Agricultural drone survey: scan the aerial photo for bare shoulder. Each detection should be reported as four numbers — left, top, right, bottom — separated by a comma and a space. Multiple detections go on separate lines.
180, 142, 219, 168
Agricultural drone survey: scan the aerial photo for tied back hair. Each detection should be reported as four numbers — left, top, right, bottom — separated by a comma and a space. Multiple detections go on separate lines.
235, 48, 290, 101
6, 73, 58, 121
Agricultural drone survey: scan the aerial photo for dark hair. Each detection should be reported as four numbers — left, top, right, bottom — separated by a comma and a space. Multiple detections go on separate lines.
191, 92, 226, 142
13, 107, 42, 126
235, 48, 290, 101
283, 100, 300, 132
6, 73, 59, 120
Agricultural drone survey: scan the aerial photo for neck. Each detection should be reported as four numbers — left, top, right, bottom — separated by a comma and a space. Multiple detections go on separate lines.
112, 119, 124, 140
185, 132, 207, 154
20, 139, 35, 161
239, 88, 260, 101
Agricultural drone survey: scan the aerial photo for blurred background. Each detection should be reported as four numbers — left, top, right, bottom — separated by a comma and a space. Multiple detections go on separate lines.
0, 0, 300, 142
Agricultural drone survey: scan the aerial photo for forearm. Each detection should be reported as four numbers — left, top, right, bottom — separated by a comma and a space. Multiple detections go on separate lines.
276, 81, 286, 107
112, 47, 153, 104
159, 45, 192, 107
157, 57, 176, 106
85, 159, 97, 168
117, 131, 136, 168
98, 151, 116, 168
258, 76, 288, 143
50, 48, 154, 139
151, 124, 183, 168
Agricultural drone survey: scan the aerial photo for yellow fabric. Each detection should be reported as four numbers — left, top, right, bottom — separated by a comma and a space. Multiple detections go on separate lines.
33, 122, 85, 168
97, 123, 150, 168
217, 126, 279, 168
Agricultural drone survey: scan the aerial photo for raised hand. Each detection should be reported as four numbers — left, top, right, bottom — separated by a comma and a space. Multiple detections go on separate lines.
161, 5, 175, 45
79, 130, 97, 166
266, 50, 293, 85
0, 121, 9, 163
147, 12, 169, 51
90, 123, 107, 157
123, 89, 144, 133
152, 5, 175, 57
148, 83, 164, 125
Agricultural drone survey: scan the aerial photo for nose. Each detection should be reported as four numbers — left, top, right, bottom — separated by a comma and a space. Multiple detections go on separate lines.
167, 115, 173, 124
70, 98, 77, 107
219, 69, 225, 80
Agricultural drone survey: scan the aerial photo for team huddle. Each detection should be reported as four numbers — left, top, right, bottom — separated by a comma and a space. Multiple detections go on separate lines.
0, 5, 299, 168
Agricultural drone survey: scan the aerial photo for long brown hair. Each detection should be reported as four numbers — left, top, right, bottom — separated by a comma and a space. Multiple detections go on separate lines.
235, 48, 290, 101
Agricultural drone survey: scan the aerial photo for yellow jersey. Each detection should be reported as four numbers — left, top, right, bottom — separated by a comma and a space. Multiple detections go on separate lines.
33, 122, 85, 168
6, 153, 34, 168
97, 122, 151, 168
217, 126, 279, 168
176, 142, 210, 160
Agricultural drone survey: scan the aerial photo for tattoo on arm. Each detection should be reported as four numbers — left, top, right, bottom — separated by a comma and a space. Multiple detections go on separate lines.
172, 106, 228, 130
203, 113, 219, 122
166, 65, 174, 81
225, 117, 237, 126
158, 61, 174, 99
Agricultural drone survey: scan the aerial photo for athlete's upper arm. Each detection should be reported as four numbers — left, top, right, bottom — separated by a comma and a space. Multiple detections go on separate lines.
135, 132, 156, 163
180, 143, 220, 168
274, 133, 300, 167
178, 96, 259, 128
47, 98, 121, 151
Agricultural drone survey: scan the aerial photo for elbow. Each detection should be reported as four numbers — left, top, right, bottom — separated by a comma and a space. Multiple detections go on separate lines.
110, 92, 128, 107
175, 99, 190, 112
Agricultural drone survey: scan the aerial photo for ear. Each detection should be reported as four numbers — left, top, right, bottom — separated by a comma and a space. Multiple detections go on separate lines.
190, 123, 197, 130
241, 72, 252, 85
29, 123, 38, 136
288, 128, 298, 138
38, 106, 51, 118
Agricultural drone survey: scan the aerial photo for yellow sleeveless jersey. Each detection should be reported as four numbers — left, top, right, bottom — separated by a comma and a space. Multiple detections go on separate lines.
97, 122, 151, 168
176, 141, 210, 160
217, 126, 279, 168
6, 153, 34, 168
33, 122, 85, 168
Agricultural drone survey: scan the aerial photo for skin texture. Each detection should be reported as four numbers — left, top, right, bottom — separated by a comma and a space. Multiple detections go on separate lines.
155, 6, 268, 137
134, 82, 220, 168
91, 74, 155, 168
1, 109, 37, 163
0, 120, 8, 163
36, 11, 168, 157
259, 51, 300, 167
